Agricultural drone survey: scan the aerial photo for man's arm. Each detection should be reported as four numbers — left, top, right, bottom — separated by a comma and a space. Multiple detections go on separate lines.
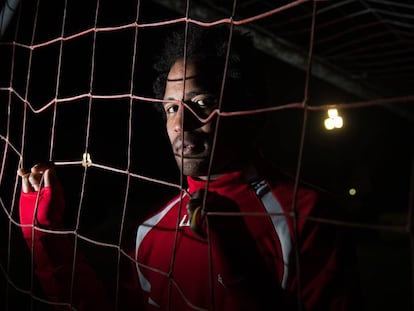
18, 164, 114, 310
288, 193, 363, 311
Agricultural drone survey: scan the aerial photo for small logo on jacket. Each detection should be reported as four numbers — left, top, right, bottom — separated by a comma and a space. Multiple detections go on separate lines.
179, 213, 191, 227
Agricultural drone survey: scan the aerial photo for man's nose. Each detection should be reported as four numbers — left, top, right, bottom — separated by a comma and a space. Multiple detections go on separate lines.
173, 104, 202, 132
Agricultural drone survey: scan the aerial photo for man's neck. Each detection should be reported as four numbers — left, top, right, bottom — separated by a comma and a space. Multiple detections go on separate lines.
194, 173, 224, 181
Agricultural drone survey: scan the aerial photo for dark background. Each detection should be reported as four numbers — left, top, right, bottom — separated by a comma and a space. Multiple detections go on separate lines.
1, 0, 413, 310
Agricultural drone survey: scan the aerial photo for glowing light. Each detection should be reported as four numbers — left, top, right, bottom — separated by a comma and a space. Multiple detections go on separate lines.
333, 116, 343, 128
324, 118, 335, 130
328, 109, 338, 118
348, 188, 357, 196
324, 108, 343, 130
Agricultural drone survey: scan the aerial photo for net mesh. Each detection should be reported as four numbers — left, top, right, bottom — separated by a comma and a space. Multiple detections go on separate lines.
1, 0, 413, 310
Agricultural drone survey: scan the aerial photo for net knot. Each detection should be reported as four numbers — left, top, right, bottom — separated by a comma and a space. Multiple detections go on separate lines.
82, 153, 92, 168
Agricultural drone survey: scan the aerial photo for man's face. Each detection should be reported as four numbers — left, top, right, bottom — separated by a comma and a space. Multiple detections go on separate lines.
163, 58, 241, 179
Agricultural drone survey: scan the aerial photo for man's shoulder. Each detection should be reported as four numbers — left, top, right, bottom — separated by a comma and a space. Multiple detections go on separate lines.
261, 166, 325, 195
141, 192, 183, 224
259, 166, 335, 216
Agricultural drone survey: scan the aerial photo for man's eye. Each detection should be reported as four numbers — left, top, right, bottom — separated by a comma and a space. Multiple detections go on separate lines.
193, 97, 217, 108
165, 105, 179, 114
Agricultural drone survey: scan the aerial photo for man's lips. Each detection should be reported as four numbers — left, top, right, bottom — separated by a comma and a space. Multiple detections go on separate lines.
173, 139, 206, 156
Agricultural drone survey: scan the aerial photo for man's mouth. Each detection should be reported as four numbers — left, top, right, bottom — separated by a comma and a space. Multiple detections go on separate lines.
174, 139, 206, 157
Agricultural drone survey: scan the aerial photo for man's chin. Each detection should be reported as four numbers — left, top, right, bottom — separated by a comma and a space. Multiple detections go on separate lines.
175, 156, 209, 177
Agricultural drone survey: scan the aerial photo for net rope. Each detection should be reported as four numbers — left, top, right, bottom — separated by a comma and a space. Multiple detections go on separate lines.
1, 0, 413, 310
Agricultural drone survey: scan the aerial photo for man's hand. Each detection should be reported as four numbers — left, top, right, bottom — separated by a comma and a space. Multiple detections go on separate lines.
17, 163, 64, 229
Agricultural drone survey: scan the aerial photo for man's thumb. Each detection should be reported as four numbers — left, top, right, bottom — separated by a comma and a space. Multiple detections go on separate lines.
43, 169, 54, 187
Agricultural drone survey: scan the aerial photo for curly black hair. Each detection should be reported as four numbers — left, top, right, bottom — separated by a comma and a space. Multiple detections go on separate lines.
152, 23, 266, 115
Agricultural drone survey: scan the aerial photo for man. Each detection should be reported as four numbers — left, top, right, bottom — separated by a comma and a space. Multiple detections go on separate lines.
18, 24, 361, 310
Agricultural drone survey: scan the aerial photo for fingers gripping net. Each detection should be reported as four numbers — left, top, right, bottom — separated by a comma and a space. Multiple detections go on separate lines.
1, 0, 414, 310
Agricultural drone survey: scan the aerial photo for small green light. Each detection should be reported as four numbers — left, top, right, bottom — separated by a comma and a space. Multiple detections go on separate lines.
349, 188, 356, 196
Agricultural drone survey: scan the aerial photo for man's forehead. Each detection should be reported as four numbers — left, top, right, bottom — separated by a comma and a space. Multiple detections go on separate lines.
167, 58, 217, 81
167, 75, 198, 82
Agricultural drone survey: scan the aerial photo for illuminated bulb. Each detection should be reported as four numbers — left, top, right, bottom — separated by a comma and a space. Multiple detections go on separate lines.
328, 109, 338, 118
324, 108, 343, 130
324, 118, 335, 130
349, 188, 356, 196
333, 116, 343, 128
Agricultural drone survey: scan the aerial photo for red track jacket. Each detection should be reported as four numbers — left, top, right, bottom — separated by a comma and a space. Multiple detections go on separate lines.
19, 166, 361, 310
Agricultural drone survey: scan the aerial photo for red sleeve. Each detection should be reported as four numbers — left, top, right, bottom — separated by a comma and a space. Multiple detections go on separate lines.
19, 186, 114, 311
117, 248, 145, 310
